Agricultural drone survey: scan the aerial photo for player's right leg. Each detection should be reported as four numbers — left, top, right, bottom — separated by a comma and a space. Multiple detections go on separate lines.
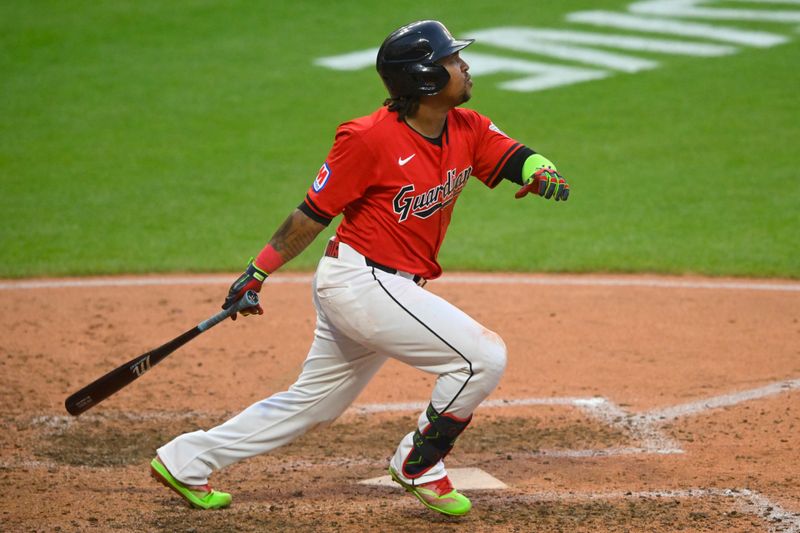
315, 243, 508, 515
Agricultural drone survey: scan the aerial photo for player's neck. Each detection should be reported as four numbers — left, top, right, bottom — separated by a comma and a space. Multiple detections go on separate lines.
405, 103, 450, 139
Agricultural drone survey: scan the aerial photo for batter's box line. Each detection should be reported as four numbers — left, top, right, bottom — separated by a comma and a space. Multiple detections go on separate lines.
610, 377, 800, 457
639, 378, 800, 423
496, 378, 800, 457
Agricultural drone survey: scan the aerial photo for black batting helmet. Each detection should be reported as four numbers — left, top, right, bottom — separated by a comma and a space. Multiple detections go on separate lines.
376, 20, 474, 98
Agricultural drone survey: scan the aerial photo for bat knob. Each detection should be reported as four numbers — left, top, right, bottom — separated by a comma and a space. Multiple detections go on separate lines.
243, 290, 259, 308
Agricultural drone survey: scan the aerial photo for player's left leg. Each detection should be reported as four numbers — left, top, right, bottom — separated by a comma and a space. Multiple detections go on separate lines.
316, 264, 506, 515
376, 275, 505, 515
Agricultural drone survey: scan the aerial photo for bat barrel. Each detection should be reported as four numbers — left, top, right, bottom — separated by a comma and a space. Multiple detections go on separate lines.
64, 290, 259, 416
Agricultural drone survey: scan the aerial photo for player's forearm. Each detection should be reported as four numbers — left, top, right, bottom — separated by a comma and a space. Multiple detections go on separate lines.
255, 209, 327, 272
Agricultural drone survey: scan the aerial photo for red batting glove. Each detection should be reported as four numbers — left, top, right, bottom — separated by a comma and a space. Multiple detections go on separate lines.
222, 261, 267, 320
515, 168, 570, 201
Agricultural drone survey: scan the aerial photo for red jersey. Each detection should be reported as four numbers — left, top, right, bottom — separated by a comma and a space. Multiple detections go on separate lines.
303, 106, 525, 279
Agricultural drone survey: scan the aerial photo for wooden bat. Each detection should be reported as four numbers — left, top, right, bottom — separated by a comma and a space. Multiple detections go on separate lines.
64, 290, 259, 416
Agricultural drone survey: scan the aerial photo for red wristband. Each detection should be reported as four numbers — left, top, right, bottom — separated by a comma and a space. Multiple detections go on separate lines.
254, 244, 285, 275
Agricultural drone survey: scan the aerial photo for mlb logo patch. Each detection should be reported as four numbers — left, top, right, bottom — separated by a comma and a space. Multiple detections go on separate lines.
488, 122, 507, 137
313, 162, 331, 192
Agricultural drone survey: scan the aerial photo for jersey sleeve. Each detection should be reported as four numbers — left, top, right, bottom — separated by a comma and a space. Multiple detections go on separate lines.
302, 125, 375, 223
467, 111, 532, 189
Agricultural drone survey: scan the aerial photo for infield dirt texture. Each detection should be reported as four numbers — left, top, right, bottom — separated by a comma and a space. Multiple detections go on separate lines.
2, 274, 799, 531
1, 0, 799, 532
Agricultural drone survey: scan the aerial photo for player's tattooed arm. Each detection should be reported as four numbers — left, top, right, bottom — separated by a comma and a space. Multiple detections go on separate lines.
222, 209, 324, 317
267, 209, 328, 263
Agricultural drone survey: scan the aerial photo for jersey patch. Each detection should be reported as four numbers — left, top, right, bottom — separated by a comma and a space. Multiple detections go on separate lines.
488, 122, 507, 137
313, 162, 332, 192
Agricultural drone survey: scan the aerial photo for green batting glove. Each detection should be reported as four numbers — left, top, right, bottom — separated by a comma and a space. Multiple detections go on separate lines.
515, 154, 570, 201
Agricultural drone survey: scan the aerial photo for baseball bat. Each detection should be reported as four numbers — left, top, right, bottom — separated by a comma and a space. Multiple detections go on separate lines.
64, 290, 260, 416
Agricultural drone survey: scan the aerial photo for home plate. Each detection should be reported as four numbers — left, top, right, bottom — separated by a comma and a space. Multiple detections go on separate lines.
359, 468, 508, 489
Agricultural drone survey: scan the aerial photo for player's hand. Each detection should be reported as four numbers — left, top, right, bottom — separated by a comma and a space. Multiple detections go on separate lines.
515, 168, 570, 201
223, 260, 267, 320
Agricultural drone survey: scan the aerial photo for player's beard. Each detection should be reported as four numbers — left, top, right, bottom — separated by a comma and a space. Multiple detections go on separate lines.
459, 77, 473, 104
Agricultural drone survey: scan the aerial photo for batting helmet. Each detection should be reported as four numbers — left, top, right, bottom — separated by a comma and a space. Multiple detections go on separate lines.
376, 20, 474, 98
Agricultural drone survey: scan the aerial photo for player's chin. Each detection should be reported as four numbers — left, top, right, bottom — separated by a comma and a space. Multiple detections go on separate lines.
461, 79, 473, 102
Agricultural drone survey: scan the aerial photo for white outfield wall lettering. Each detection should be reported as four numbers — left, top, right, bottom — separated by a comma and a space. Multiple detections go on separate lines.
628, 0, 800, 22
567, 11, 788, 47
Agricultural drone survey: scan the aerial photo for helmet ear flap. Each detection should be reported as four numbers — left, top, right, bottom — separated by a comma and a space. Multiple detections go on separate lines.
405, 62, 451, 96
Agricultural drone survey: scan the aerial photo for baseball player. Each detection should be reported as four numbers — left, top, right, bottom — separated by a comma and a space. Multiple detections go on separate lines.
150, 20, 569, 516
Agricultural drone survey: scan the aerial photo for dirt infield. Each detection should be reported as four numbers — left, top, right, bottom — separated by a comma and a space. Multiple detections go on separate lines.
1, 273, 799, 532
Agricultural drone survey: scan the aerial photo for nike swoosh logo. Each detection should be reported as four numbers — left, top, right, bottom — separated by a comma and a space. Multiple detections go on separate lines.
398, 154, 415, 166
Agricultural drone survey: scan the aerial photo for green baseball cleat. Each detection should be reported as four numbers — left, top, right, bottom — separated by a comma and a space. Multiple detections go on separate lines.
150, 457, 232, 510
389, 466, 472, 516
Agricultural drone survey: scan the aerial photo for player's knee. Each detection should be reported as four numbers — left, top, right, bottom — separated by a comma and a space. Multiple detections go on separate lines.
471, 330, 507, 391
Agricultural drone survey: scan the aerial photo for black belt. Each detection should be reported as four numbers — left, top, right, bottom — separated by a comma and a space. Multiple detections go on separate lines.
324, 240, 426, 286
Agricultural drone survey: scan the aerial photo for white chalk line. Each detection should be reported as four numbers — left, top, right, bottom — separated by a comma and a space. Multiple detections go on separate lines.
348, 396, 606, 415
576, 378, 800, 457
641, 378, 800, 422
1, 273, 799, 291
529, 446, 680, 458
739, 490, 800, 533
570, 396, 684, 454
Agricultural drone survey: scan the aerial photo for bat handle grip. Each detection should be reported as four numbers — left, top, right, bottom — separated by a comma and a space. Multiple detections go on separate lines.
198, 290, 260, 332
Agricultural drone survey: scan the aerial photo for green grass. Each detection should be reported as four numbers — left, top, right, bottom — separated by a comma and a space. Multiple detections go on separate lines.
1, 0, 798, 277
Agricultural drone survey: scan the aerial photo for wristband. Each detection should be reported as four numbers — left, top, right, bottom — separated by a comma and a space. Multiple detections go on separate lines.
522, 154, 557, 184
254, 244, 285, 275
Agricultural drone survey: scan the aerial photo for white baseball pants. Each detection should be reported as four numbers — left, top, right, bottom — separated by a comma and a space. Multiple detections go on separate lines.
158, 241, 507, 486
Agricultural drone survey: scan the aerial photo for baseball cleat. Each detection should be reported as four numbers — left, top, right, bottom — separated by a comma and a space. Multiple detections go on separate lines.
389, 466, 472, 516
150, 457, 232, 510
